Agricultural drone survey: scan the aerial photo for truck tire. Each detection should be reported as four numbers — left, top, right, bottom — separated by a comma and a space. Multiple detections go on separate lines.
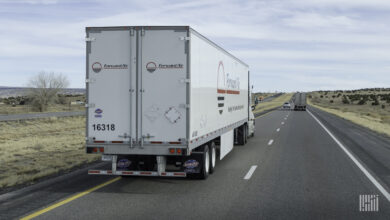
244, 124, 248, 144
236, 125, 245, 145
209, 142, 216, 174
198, 144, 210, 179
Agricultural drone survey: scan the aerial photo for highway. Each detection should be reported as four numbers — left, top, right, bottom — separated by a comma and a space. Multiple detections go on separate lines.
0, 111, 84, 121
1, 106, 390, 219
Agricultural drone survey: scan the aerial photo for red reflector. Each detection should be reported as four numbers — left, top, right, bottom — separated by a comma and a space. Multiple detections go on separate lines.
93, 147, 98, 153
174, 173, 186, 176
107, 171, 112, 174
176, 148, 182, 154
161, 172, 166, 176
88, 170, 100, 174
140, 172, 152, 175
122, 171, 133, 175
94, 140, 105, 143
169, 148, 175, 154
99, 147, 104, 153
112, 141, 123, 143
169, 141, 181, 144
151, 141, 163, 144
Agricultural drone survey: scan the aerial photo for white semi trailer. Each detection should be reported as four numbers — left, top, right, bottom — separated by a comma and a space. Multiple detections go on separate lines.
86, 26, 254, 179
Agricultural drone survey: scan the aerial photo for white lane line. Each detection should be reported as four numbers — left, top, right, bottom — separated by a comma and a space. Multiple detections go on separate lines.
281, 122, 285, 125
244, 165, 258, 180
276, 128, 280, 132
268, 139, 274, 145
307, 109, 390, 202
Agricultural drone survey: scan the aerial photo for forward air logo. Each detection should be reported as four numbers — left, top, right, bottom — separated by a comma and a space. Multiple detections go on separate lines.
217, 61, 225, 115
146, 62, 157, 73
146, 61, 183, 73
91, 62, 128, 73
216, 61, 241, 115
92, 62, 102, 73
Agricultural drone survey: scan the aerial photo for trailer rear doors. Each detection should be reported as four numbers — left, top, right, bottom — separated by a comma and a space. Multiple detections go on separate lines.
86, 27, 188, 145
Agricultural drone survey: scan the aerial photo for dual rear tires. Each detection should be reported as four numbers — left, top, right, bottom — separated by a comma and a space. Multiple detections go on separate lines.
191, 141, 216, 179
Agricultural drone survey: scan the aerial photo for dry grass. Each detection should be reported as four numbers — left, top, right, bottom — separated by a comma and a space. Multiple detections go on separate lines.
308, 92, 390, 137
253, 93, 294, 114
0, 116, 99, 188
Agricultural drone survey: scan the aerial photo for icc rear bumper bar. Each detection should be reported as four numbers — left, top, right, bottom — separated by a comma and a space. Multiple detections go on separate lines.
88, 170, 186, 177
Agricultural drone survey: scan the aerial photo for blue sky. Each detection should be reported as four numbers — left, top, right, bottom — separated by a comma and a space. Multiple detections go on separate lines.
0, 0, 389, 92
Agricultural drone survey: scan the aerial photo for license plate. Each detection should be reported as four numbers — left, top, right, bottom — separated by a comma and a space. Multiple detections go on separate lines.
102, 155, 113, 161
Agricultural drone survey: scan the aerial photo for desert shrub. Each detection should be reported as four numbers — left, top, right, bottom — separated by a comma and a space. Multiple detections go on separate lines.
342, 96, 350, 104
382, 104, 385, 109
28, 71, 69, 112
330, 100, 334, 103
320, 95, 323, 98
358, 99, 366, 105
332, 95, 336, 98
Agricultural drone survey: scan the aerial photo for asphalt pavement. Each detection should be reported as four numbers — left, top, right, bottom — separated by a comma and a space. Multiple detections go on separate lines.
0, 111, 85, 121
1, 107, 389, 219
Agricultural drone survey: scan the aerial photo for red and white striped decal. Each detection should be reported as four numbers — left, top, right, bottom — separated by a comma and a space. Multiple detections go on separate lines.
88, 170, 186, 177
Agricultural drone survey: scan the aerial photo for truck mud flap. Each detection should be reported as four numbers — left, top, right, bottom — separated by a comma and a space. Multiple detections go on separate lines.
181, 152, 203, 174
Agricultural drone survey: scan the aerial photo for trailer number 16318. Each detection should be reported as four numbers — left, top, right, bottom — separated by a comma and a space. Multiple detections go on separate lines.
92, 124, 115, 131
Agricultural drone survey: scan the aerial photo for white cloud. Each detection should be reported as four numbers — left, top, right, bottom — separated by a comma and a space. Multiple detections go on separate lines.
0, 0, 389, 90
0, 0, 58, 4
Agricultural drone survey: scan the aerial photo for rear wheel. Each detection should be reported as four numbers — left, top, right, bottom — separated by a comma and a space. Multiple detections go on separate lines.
199, 145, 210, 179
244, 124, 248, 144
209, 142, 216, 174
236, 125, 245, 145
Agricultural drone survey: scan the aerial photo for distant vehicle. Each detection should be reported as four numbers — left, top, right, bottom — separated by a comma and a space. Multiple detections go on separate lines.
282, 102, 291, 110
71, 101, 84, 105
85, 26, 254, 179
293, 93, 306, 111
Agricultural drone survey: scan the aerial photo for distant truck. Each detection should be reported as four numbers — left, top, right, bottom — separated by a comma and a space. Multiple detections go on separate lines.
293, 92, 306, 111
85, 26, 255, 179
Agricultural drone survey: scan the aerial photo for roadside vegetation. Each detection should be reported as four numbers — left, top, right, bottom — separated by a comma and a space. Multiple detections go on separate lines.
0, 71, 85, 115
253, 93, 294, 114
308, 88, 390, 137
0, 116, 99, 189
0, 95, 85, 115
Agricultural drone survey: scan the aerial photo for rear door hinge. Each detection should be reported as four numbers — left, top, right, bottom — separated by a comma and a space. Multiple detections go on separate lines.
85, 37, 96, 42
179, 78, 191, 83
179, 104, 190, 109
179, 36, 190, 41
85, 78, 96, 83
85, 103, 95, 108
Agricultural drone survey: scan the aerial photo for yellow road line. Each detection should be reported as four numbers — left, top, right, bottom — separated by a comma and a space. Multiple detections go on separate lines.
20, 177, 121, 220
